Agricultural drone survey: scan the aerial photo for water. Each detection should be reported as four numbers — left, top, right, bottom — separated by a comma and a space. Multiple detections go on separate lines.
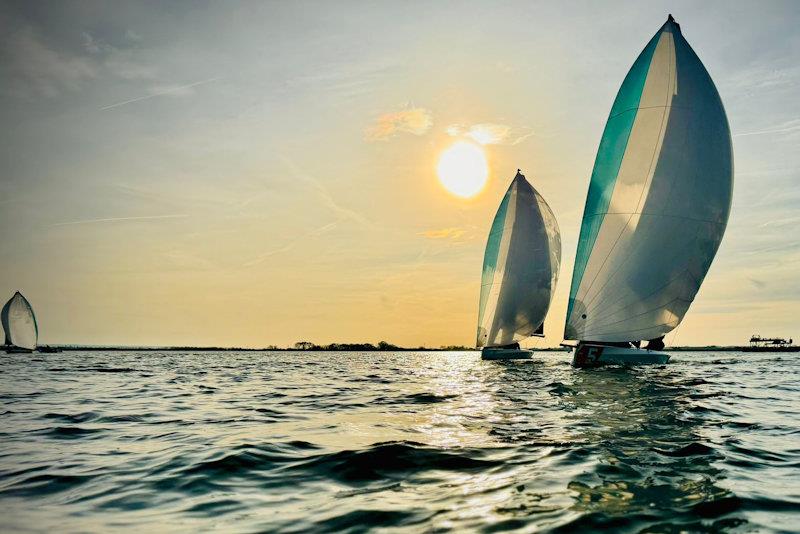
1, 351, 798, 533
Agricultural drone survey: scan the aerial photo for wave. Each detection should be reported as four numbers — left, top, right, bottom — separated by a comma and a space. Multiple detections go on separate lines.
289, 441, 503, 484
1, 350, 798, 532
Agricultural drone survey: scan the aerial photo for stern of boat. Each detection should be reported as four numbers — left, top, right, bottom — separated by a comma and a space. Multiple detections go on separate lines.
481, 347, 533, 360
572, 343, 669, 367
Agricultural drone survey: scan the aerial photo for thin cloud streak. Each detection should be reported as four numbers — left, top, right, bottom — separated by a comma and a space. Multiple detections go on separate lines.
243, 220, 339, 267
99, 77, 220, 110
51, 214, 189, 227
419, 227, 466, 240
734, 119, 800, 137
281, 157, 372, 228
243, 155, 373, 267
446, 123, 534, 145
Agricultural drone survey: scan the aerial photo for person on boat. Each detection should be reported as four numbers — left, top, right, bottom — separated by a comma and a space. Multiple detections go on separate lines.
647, 336, 665, 351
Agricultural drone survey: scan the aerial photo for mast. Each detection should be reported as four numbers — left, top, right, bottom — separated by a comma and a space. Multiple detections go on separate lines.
564, 15, 733, 344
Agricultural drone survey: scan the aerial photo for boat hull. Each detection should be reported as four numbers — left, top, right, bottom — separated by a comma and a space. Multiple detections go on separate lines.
5, 347, 33, 354
572, 343, 669, 367
481, 347, 533, 360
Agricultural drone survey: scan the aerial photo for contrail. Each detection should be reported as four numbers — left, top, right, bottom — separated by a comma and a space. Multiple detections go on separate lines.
734, 122, 800, 137
243, 221, 339, 267
281, 156, 372, 228
100, 77, 220, 111
51, 214, 189, 227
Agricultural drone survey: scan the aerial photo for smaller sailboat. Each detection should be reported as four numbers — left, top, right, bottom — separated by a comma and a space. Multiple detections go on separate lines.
2, 291, 38, 353
477, 170, 561, 360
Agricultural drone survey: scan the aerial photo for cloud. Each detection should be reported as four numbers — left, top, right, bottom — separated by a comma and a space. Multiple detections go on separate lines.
125, 29, 143, 43
725, 63, 800, 93
1, 25, 96, 98
748, 277, 766, 289
81, 32, 102, 54
283, 57, 399, 105
447, 123, 533, 145
419, 227, 466, 240
495, 61, 518, 73
759, 215, 800, 228
365, 106, 433, 141
80, 30, 156, 81
104, 54, 158, 81
1, 23, 157, 100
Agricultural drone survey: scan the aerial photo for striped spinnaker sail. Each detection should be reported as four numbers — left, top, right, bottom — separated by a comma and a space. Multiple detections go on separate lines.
477, 171, 561, 348
565, 15, 733, 343
1, 291, 38, 350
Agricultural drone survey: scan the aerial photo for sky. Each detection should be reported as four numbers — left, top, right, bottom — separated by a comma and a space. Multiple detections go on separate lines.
1, 0, 798, 348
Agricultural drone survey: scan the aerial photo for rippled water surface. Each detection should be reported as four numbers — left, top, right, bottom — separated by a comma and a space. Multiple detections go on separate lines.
1, 350, 798, 532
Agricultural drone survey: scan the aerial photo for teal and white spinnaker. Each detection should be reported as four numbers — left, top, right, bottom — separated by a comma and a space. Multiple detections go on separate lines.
2, 291, 38, 351
565, 15, 733, 343
477, 171, 561, 348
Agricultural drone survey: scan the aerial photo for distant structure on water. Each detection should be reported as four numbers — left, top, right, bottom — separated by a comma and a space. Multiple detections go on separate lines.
745, 335, 798, 352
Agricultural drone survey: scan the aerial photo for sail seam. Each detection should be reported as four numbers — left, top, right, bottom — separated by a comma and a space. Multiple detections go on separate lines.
583, 294, 691, 334
565, 30, 662, 326
583, 225, 696, 318
583, 320, 681, 339
583, 297, 689, 334
574, 37, 676, 319
578, 212, 724, 224
608, 104, 693, 119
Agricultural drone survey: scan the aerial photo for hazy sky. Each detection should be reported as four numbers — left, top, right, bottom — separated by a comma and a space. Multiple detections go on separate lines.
1, 1, 798, 347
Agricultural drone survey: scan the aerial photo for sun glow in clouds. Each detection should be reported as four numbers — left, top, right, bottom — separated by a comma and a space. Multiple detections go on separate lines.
436, 141, 488, 198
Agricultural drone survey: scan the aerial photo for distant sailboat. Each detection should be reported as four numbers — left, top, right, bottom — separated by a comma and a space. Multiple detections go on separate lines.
477, 170, 561, 360
564, 15, 733, 366
2, 291, 38, 353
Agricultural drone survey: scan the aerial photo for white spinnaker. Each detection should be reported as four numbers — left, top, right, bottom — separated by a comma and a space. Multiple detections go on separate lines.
477, 173, 561, 347
1, 292, 38, 350
565, 17, 732, 342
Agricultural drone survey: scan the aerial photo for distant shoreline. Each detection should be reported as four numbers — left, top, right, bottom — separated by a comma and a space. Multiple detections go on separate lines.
27, 345, 798, 352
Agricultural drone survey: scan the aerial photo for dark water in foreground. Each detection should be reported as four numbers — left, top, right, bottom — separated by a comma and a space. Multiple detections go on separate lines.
1, 351, 798, 533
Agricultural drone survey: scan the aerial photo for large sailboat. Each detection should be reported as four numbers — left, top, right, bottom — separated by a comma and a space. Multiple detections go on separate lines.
2, 291, 38, 353
564, 15, 733, 366
477, 170, 561, 360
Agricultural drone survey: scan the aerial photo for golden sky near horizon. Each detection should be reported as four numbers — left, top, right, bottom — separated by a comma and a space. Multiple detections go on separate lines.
1, 1, 798, 347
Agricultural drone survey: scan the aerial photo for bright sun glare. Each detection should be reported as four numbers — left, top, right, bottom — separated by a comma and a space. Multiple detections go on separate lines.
436, 141, 488, 198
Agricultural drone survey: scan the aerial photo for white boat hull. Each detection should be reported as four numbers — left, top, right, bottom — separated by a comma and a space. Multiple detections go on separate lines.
481, 347, 533, 360
572, 343, 669, 367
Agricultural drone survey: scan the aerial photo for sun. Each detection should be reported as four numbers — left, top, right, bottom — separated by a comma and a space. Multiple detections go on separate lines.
436, 141, 488, 198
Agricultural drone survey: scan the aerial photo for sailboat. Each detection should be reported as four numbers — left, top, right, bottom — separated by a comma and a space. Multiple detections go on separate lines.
477, 170, 561, 360
564, 15, 733, 366
2, 291, 38, 353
